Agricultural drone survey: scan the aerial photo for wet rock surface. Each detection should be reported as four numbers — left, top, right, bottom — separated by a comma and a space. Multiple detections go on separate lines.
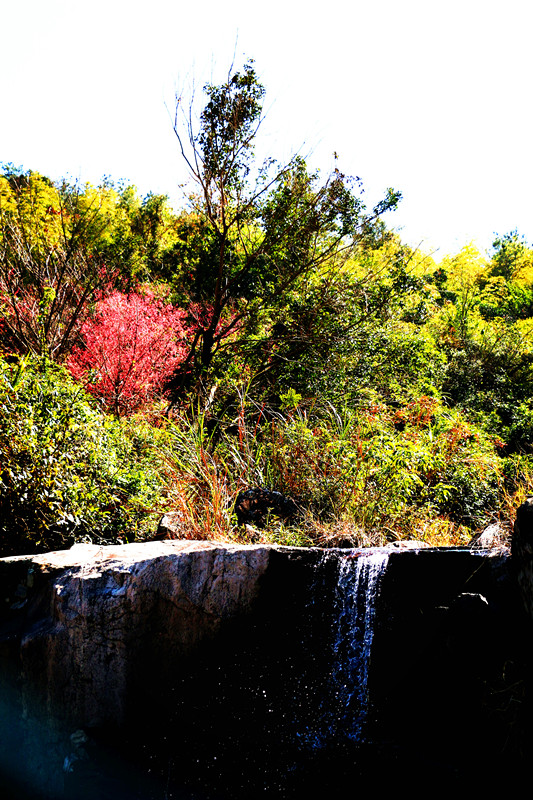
370, 547, 531, 790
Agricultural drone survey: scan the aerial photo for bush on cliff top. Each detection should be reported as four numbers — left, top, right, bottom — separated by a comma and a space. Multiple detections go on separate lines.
0, 354, 163, 556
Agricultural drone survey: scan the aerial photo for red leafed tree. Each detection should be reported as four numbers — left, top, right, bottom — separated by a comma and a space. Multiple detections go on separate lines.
68, 290, 188, 416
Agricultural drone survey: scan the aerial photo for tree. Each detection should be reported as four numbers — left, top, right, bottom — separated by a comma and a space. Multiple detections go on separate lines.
490, 230, 533, 282
67, 289, 188, 416
0, 167, 123, 361
168, 61, 401, 406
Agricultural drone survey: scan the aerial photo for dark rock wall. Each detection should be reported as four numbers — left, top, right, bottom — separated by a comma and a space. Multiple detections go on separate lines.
369, 549, 530, 790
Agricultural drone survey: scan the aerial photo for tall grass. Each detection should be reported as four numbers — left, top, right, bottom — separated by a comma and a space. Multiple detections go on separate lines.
151, 392, 521, 548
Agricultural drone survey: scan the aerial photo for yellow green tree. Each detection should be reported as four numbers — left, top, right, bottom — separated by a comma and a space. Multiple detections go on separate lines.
0, 167, 132, 359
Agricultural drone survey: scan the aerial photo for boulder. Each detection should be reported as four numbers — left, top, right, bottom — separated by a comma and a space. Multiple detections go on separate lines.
234, 488, 299, 527
154, 510, 184, 539
469, 521, 508, 551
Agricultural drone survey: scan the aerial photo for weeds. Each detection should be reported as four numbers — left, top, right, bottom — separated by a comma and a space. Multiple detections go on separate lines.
151, 391, 521, 549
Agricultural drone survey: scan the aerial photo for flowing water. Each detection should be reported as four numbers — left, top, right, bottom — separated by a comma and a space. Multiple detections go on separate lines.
330, 550, 389, 742
302, 549, 389, 748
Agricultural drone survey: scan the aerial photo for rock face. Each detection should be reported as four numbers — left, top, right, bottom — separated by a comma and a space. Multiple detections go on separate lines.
369, 547, 529, 791
513, 497, 533, 623
0, 540, 529, 798
30, 541, 269, 720
0, 541, 275, 798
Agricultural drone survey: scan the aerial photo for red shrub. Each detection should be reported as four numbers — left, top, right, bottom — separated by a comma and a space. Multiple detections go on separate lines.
68, 290, 187, 416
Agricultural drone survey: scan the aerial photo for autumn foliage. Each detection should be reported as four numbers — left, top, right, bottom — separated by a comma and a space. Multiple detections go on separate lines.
68, 290, 187, 416
6, 62, 533, 555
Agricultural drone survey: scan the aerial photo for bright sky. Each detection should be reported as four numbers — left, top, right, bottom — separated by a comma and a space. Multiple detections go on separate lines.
2, 0, 532, 259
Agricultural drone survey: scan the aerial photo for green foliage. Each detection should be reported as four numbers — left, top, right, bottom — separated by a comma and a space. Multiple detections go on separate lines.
6, 66, 533, 552
257, 399, 502, 531
0, 355, 162, 556
489, 230, 533, 282
0, 169, 123, 359
198, 60, 265, 192
168, 63, 401, 404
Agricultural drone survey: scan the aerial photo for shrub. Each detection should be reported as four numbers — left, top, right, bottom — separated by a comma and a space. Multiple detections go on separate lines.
68, 289, 188, 416
0, 355, 163, 556
259, 399, 502, 534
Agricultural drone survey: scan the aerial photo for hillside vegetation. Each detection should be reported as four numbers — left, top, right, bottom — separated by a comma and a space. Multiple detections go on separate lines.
1, 63, 532, 555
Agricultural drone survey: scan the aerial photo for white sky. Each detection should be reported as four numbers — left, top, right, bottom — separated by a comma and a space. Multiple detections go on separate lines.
2, 0, 532, 259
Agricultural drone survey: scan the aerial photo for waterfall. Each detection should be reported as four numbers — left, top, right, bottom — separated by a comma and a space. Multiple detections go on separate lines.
301, 549, 389, 749
331, 550, 389, 743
